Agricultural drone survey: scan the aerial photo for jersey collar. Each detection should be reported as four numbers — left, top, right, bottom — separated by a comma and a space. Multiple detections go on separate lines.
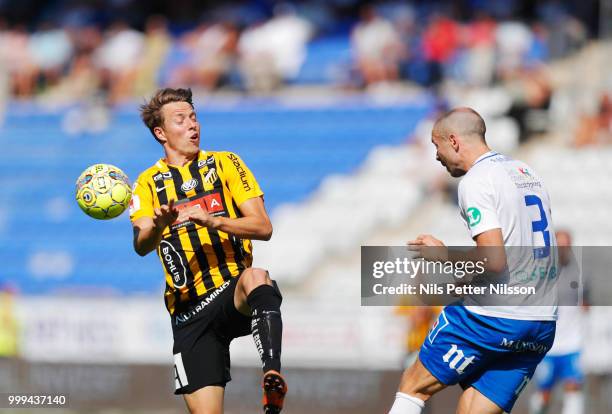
472, 150, 498, 167
158, 150, 206, 169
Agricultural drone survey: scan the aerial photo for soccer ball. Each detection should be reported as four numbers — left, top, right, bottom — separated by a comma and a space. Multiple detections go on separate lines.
75, 164, 132, 219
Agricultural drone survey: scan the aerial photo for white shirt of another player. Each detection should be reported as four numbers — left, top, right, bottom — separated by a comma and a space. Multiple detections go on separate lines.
549, 254, 584, 355
457, 151, 557, 321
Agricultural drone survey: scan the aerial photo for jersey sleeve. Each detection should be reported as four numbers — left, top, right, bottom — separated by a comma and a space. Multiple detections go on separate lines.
129, 175, 155, 222
220, 152, 264, 206
458, 175, 501, 238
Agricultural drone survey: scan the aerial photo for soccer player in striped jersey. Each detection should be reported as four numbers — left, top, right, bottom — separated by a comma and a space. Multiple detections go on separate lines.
130, 88, 286, 414
388, 108, 557, 414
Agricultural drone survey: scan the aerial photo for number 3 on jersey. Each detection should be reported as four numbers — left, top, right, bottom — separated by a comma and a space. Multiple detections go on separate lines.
524, 195, 550, 258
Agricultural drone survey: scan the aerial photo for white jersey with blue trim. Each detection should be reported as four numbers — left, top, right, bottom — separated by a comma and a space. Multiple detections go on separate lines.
457, 151, 557, 321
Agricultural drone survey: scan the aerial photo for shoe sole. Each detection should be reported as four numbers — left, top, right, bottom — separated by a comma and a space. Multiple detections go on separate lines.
263, 372, 287, 414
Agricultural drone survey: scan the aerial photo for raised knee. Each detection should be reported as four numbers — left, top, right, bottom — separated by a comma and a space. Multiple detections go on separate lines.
242, 267, 271, 289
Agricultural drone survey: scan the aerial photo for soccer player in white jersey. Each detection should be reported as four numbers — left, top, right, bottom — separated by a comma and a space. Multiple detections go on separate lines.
388, 108, 557, 414
530, 230, 586, 414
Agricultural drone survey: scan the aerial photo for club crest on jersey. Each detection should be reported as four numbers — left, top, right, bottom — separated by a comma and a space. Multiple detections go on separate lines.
181, 178, 198, 192
518, 167, 531, 177
204, 168, 218, 184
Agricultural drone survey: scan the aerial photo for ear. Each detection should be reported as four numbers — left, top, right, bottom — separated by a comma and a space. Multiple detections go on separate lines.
449, 134, 459, 151
154, 126, 167, 144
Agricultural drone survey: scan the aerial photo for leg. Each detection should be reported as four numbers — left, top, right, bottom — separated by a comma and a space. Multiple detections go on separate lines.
529, 390, 552, 414
234, 267, 274, 315
183, 385, 224, 414
561, 381, 584, 414
398, 357, 447, 401
389, 358, 447, 414
530, 356, 556, 414
457, 387, 505, 414
234, 268, 286, 413
234, 268, 283, 372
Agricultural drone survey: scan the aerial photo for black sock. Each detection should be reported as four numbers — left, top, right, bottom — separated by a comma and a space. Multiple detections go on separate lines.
247, 283, 283, 373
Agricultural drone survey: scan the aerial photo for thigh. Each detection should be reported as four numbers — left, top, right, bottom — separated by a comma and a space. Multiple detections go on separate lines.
457, 387, 505, 414
173, 321, 232, 395
465, 350, 546, 413
184, 385, 224, 414
558, 352, 584, 385
215, 276, 252, 340
418, 307, 494, 387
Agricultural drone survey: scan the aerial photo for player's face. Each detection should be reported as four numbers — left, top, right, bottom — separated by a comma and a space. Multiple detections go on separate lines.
158, 101, 200, 157
432, 131, 465, 177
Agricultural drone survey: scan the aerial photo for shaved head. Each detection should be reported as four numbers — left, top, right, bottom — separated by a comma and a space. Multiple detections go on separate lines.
433, 107, 486, 142
430, 107, 490, 177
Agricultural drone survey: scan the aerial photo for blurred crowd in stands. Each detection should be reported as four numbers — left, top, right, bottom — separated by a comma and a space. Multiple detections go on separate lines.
0, 0, 609, 145
0, 0, 601, 100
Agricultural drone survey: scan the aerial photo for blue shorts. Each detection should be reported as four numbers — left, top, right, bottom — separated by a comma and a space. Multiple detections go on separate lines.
419, 305, 555, 413
534, 352, 583, 390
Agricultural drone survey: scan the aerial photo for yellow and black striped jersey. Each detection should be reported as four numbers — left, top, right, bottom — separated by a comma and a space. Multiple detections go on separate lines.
129, 150, 263, 315
395, 306, 442, 353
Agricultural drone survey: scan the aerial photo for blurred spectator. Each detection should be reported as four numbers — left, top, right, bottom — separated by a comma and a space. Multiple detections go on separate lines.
133, 15, 172, 97
3, 24, 37, 98
351, 5, 404, 86
170, 21, 238, 91
40, 51, 101, 104
461, 12, 496, 86
421, 13, 460, 86
575, 93, 612, 146
238, 3, 313, 92
93, 20, 144, 103
29, 22, 73, 90
495, 20, 534, 79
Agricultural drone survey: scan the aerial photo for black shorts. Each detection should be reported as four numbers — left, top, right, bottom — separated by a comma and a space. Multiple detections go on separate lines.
171, 276, 252, 394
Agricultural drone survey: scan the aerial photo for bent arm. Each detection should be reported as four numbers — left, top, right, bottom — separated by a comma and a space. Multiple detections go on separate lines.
447, 228, 507, 273
210, 197, 272, 241
133, 217, 166, 256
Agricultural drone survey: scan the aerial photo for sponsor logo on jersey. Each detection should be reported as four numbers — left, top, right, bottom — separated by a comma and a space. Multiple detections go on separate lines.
171, 193, 226, 230
198, 156, 215, 168
203, 193, 224, 213
160, 240, 187, 288
467, 207, 481, 227
174, 280, 232, 326
442, 344, 475, 375
518, 167, 532, 177
181, 178, 198, 192
500, 338, 549, 354
227, 153, 251, 191
153, 171, 173, 181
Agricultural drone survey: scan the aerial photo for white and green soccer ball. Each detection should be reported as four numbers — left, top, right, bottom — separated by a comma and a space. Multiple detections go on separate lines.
75, 164, 132, 220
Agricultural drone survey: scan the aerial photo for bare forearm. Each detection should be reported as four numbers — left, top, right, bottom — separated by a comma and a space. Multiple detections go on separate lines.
210, 216, 272, 241
134, 225, 165, 256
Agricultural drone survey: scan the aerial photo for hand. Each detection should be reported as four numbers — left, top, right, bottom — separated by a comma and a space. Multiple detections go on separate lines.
407, 234, 448, 261
179, 205, 216, 228
153, 199, 179, 230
